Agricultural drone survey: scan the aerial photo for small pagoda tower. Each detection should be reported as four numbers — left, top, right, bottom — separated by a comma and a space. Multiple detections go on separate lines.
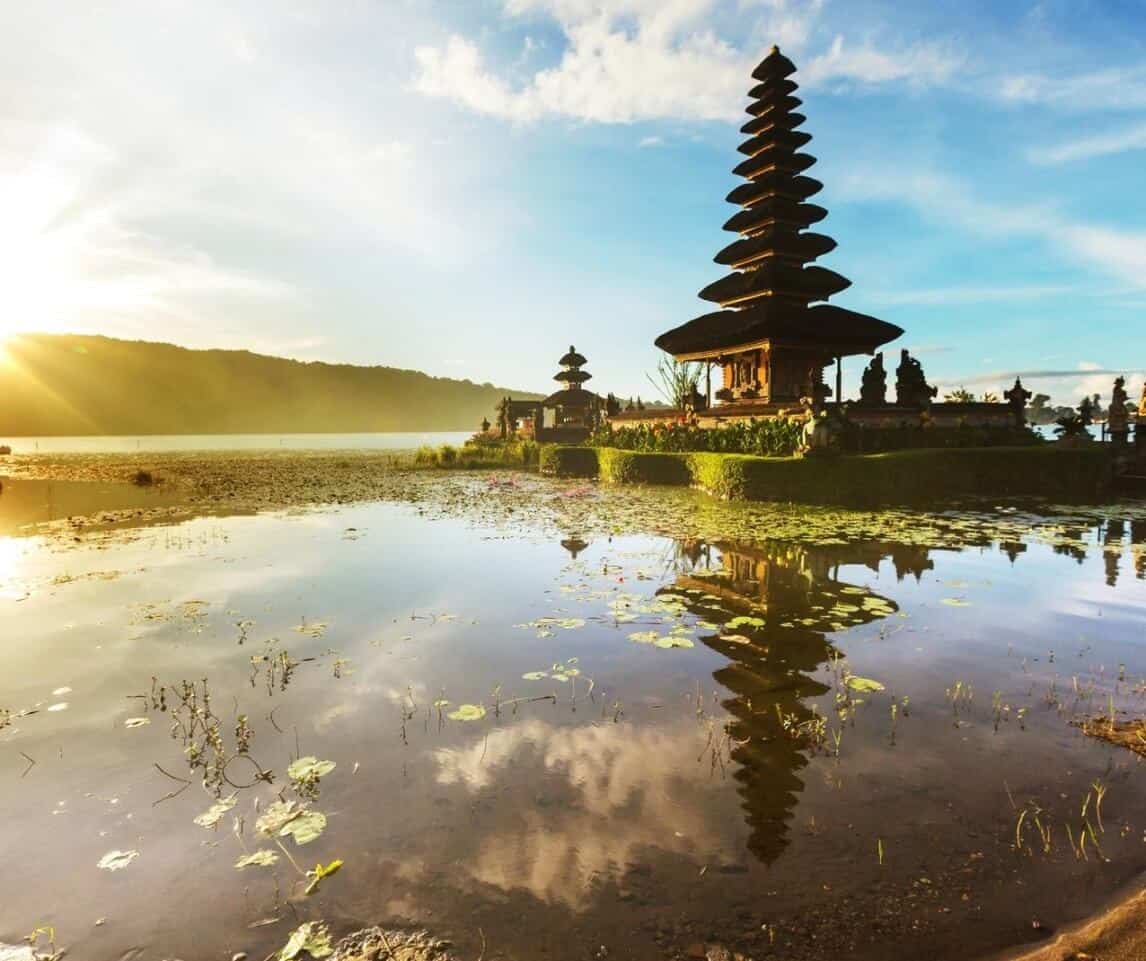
554, 345, 591, 391
540, 345, 601, 439
655, 46, 902, 409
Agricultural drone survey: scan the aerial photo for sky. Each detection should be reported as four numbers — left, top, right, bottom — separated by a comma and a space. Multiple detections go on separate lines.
2, 0, 1145, 405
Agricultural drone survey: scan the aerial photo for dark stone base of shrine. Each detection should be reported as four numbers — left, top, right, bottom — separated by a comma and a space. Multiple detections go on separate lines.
540, 445, 1116, 506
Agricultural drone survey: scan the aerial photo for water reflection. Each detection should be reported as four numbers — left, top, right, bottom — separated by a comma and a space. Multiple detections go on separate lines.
657, 540, 902, 863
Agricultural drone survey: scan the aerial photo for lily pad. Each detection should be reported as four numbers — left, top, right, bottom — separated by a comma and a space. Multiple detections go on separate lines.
447, 704, 486, 722
98, 849, 139, 871
194, 792, 238, 828
236, 849, 280, 869
256, 799, 303, 836
941, 598, 971, 607
124, 717, 151, 728
846, 676, 886, 693
288, 757, 336, 782
280, 810, 327, 845
280, 921, 333, 960
522, 671, 548, 681
654, 636, 694, 649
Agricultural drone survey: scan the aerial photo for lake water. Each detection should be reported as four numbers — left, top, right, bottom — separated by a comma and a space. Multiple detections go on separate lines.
0, 431, 472, 454
2, 479, 1145, 961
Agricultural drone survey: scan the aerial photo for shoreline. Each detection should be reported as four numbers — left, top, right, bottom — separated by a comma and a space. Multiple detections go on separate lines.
993, 880, 1146, 961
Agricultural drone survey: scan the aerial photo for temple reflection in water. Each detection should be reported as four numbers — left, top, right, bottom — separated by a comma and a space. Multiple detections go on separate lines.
661, 538, 909, 863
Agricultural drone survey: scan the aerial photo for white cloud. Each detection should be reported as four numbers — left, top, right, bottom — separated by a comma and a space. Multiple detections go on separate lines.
413, 1, 964, 124
638, 135, 665, 147
1028, 123, 1146, 165
802, 34, 961, 88
1000, 65, 1146, 111
837, 168, 1146, 291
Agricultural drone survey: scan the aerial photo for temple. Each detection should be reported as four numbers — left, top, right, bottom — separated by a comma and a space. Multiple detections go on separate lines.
540, 345, 603, 441
494, 346, 604, 443
653, 46, 903, 414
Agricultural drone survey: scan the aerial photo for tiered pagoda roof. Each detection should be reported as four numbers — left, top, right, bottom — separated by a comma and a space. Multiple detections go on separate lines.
656, 47, 902, 359
544, 344, 596, 407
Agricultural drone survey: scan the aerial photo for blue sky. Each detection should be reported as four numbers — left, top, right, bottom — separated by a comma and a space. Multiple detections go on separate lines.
2, 0, 1145, 405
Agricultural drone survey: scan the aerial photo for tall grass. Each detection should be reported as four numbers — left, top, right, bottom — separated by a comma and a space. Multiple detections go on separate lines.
413, 439, 540, 470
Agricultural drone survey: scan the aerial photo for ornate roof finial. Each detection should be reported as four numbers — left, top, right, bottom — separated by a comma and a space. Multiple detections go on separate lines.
770, 44, 780, 54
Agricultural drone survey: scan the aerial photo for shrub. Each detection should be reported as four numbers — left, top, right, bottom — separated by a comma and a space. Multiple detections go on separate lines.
0, 444, 11, 455
597, 449, 692, 485
590, 418, 803, 456
413, 439, 540, 470
132, 469, 157, 486
540, 445, 598, 477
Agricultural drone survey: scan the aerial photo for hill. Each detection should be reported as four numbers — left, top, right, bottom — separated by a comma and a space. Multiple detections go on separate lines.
0, 334, 543, 436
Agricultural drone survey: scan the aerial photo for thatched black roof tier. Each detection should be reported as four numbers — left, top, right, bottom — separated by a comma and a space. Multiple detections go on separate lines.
558, 345, 586, 367
723, 200, 827, 235
732, 150, 815, 180
554, 368, 592, 384
655, 46, 899, 365
543, 388, 599, 407
655, 303, 903, 358
726, 173, 822, 206
715, 230, 836, 267
698, 263, 851, 306
751, 46, 797, 82
748, 77, 798, 99
746, 95, 801, 117
741, 112, 805, 136
738, 129, 812, 156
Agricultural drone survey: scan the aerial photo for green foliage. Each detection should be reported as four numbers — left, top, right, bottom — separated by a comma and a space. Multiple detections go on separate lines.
413, 438, 540, 470
539, 444, 598, 477
555, 446, 1111, 505
280, 921, 333, 960
590, 418, 804, 456
597, 449, 692, 485
646, 357, 703, 408
944, 387, 975, 403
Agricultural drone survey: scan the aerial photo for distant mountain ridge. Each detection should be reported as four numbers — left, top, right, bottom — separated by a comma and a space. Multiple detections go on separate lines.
0, 334, 542, 436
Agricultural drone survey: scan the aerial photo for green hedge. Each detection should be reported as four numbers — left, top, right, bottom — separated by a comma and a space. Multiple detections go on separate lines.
544, 445, 1113, 505
539, 444, 598, 478
597, 449, 693, 485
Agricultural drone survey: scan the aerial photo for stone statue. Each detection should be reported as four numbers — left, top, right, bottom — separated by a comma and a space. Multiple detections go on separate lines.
1108, 376, 1129, 440
1003, 377, 1032, 427
895, 349, 937, 408
859, 352, 887, 406
801, 407, 845, 455
496, 397, 509, 438
481, 417, 491, 434
1140, 381, 1146, 419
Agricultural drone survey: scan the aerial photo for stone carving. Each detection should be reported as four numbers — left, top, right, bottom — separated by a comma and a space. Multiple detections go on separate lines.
1003, 377, 1032, 427
1108, 376, 1129, 438
859, 352, 887, 406
895, 349, 937, 408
